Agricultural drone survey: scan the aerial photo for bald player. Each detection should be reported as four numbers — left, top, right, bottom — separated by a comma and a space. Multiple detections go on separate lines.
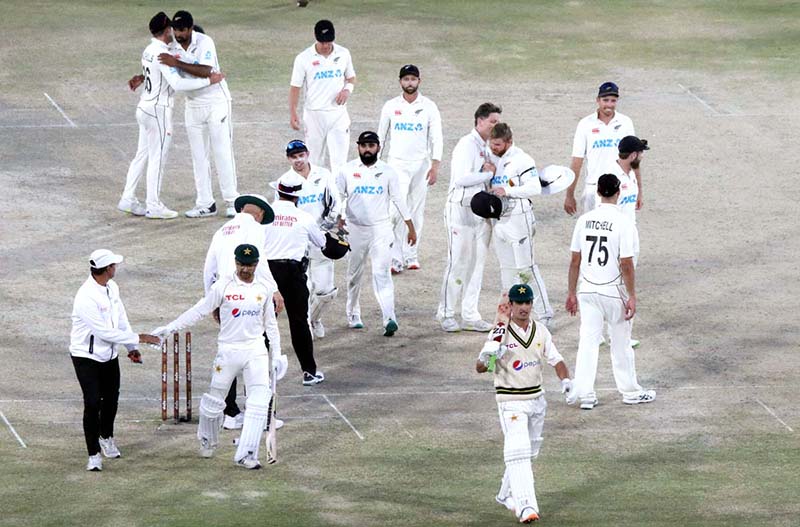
289, 19, 356, 173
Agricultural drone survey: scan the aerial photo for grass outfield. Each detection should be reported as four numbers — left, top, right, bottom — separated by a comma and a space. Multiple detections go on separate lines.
1, 1, 799, 526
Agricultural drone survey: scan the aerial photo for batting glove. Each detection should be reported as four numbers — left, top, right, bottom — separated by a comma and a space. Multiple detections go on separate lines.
272, 354, 288, 381
561, 378, 574, 401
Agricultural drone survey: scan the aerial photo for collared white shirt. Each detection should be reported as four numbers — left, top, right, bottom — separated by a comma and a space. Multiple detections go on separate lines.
447, 129, 493, 204
276, 165, 340, 224
599, 161, 638, 225
570, 203, 637, 289
70, 277, 139, 361
263, 200, 326, 260
377, 94, 443, 162
336, 159, 410, 226
170, 31, 231, 106
204, 213, 278, 294
138, 38, 212, 109
290, 43, 355, 111
571, 111, 635, 186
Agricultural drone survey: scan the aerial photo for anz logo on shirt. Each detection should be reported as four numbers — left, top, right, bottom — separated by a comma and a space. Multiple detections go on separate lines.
491, 175, 509, 186
620, 193, 637, 205
393, 122, 424, 132
298, 193, 324, 206
313, 69, 344, 80
352, 185, 384, 195
591, 138, 621, 149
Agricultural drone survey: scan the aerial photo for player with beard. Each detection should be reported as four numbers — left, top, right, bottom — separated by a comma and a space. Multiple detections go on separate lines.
335, 131, 416, 336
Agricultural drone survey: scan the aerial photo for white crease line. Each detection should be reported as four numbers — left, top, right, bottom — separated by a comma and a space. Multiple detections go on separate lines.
43, 92, 77, 127
394, 418, 414, 439
755, 398, 794, 433
677, 83, 721, 116
321, 394, 364, 441
0, 410, 28, 448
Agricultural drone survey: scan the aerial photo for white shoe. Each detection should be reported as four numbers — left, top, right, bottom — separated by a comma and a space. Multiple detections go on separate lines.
405, 258, 420, 270
98, 437, 121, 458
199, 437, 216, 458
302, 370, 325, 386
441, 317, 461, 332
580, 397, 599, 410
146, 203, 179, 219
86, 453, 103, 471
236, 454, 261, 470
631, 339, 641, 348
390, 259, 403, 274
348, 314, 364, 329
265, 418, 285, 430
185, 203, 217, 218
311, 320, 325, 338
462, 319, 493, 332
225, 206, 236, 218
496, 494, 516, 511
623, 389, 656, 405
223, 413, 244, 430
117, 197, 146, 216
518, 506, 540, 523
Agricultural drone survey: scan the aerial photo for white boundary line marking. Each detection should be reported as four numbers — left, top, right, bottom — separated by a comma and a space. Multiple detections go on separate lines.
754, 398, 794, 432
677, 83, 721, 115
321, 394, 364, 441
0, 410, 28, 448
43, 92, 77, 127
394, 418, 414, 439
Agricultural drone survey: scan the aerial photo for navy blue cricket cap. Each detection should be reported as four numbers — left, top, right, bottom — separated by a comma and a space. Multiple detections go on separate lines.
470, 190, 503, 219
618, 135, 650, 154
598, 81, 619, 98
171, 11, 194, 29
285, 139, 308, 156
234, 244, 259, 264
149, 12, 171, 35
597, 174, 621, 197
315, 20, 335, 42
399, 64, 420, 78
356, 131, 380, 145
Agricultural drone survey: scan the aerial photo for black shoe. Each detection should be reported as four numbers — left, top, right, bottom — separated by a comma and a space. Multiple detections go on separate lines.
302, 371, 325, 386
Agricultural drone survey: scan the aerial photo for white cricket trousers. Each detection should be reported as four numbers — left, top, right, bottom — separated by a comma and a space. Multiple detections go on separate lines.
388, 157, 431, 264
572, 287, 643, 401
437, 201, 491, 322
304, 107, 351, 173
346, 221, 396, 325
492, 209, 553, 321
121, 106, 173, 209
207, 341, 271, 402
185, 101, 238, 208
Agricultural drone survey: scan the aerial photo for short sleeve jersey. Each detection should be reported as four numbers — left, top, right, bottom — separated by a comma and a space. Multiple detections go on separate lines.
571, 111, 635, 186
377, 94, 443, 162
290, 43, 355, 111
570, 203, 636, 288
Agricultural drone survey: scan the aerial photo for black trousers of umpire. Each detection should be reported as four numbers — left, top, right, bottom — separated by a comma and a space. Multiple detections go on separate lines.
71, 356, 120, 456
268, 258, 317, 375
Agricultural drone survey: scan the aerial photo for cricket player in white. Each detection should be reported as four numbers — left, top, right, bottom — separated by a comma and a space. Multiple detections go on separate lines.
476, 284, 572, 523
336, 131, 416, 336
486, 123, 554, 326
153, 244, 288, 469
564, 82, 636, 215
565, 174, 655, 409
277, 140, 340, 338
118, 12, 224, 219
437, 102, 502, 333
159, 11, 239, 218
289, 19, 356, 173
377, 64, 443, 272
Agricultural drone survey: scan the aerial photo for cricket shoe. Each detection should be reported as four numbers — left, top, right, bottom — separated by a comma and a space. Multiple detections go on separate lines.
348, 314, 364, 329
224, 204, 236, 218
86, 453, 103, 472
496, 494, 516, 511
580, 397, 599, 410
390, 260, 404, 274
185, 202, 217, 218
311, 320, 325, 339
223, 413, 244, 430
405, 258, 420, 270
117, 197, 146, 216
236, 454, 262, 470
623, 389, 656, 405
631, 339, 641, 348
303, 370, 325, 386
462, 319, 493, 332
98, 436, 121, 458
264, 418, 285, 431
440, 317, 461, 332
199, 437, 216, 458
384, 319, 398, 337
518, 507, 540, 523
146, 203, 179, 219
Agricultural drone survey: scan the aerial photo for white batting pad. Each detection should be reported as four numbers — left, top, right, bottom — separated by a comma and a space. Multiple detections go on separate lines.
234, 401, 269, 463
506, 458, 538, 516
197, 393, 226, 446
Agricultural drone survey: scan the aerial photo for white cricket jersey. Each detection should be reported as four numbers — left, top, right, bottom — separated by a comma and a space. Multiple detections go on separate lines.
276, 165, 340, 224
336, 159, 411, 226
598, 161, 638, 225
571, 111, 635, 186
490, 145, 541, 214
70, 277, 139, 361
138, 38, 211, 109
167, 275, 280, 350
290, 43, 355, 111
170, 31, 231, 106
377, 94, 443, 162
448, 129, 493, 204
203, 213, 278, 294
263, 200, 326, 261
570, 203, 637, 289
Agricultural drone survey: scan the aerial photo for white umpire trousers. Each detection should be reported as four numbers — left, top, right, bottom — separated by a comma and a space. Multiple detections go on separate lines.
388, 156, 431, 264
492, 209, 553, 321
437, 201, 491, 322
121, 106, 173, 209
303, 107, 351, 173
346, 221, 396, 325
185, 101, 239, 208
572, 286, 643, 401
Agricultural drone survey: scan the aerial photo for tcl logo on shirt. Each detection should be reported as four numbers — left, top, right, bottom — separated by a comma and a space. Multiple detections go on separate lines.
225, 294, 245, 301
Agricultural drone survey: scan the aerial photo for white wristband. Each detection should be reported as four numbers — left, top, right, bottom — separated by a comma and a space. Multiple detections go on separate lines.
344, 82, 354, 93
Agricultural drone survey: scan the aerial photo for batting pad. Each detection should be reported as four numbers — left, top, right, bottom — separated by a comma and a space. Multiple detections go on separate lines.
506, 458, 538, 515
234, 401, 269, 463
198, 393, 226, 446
